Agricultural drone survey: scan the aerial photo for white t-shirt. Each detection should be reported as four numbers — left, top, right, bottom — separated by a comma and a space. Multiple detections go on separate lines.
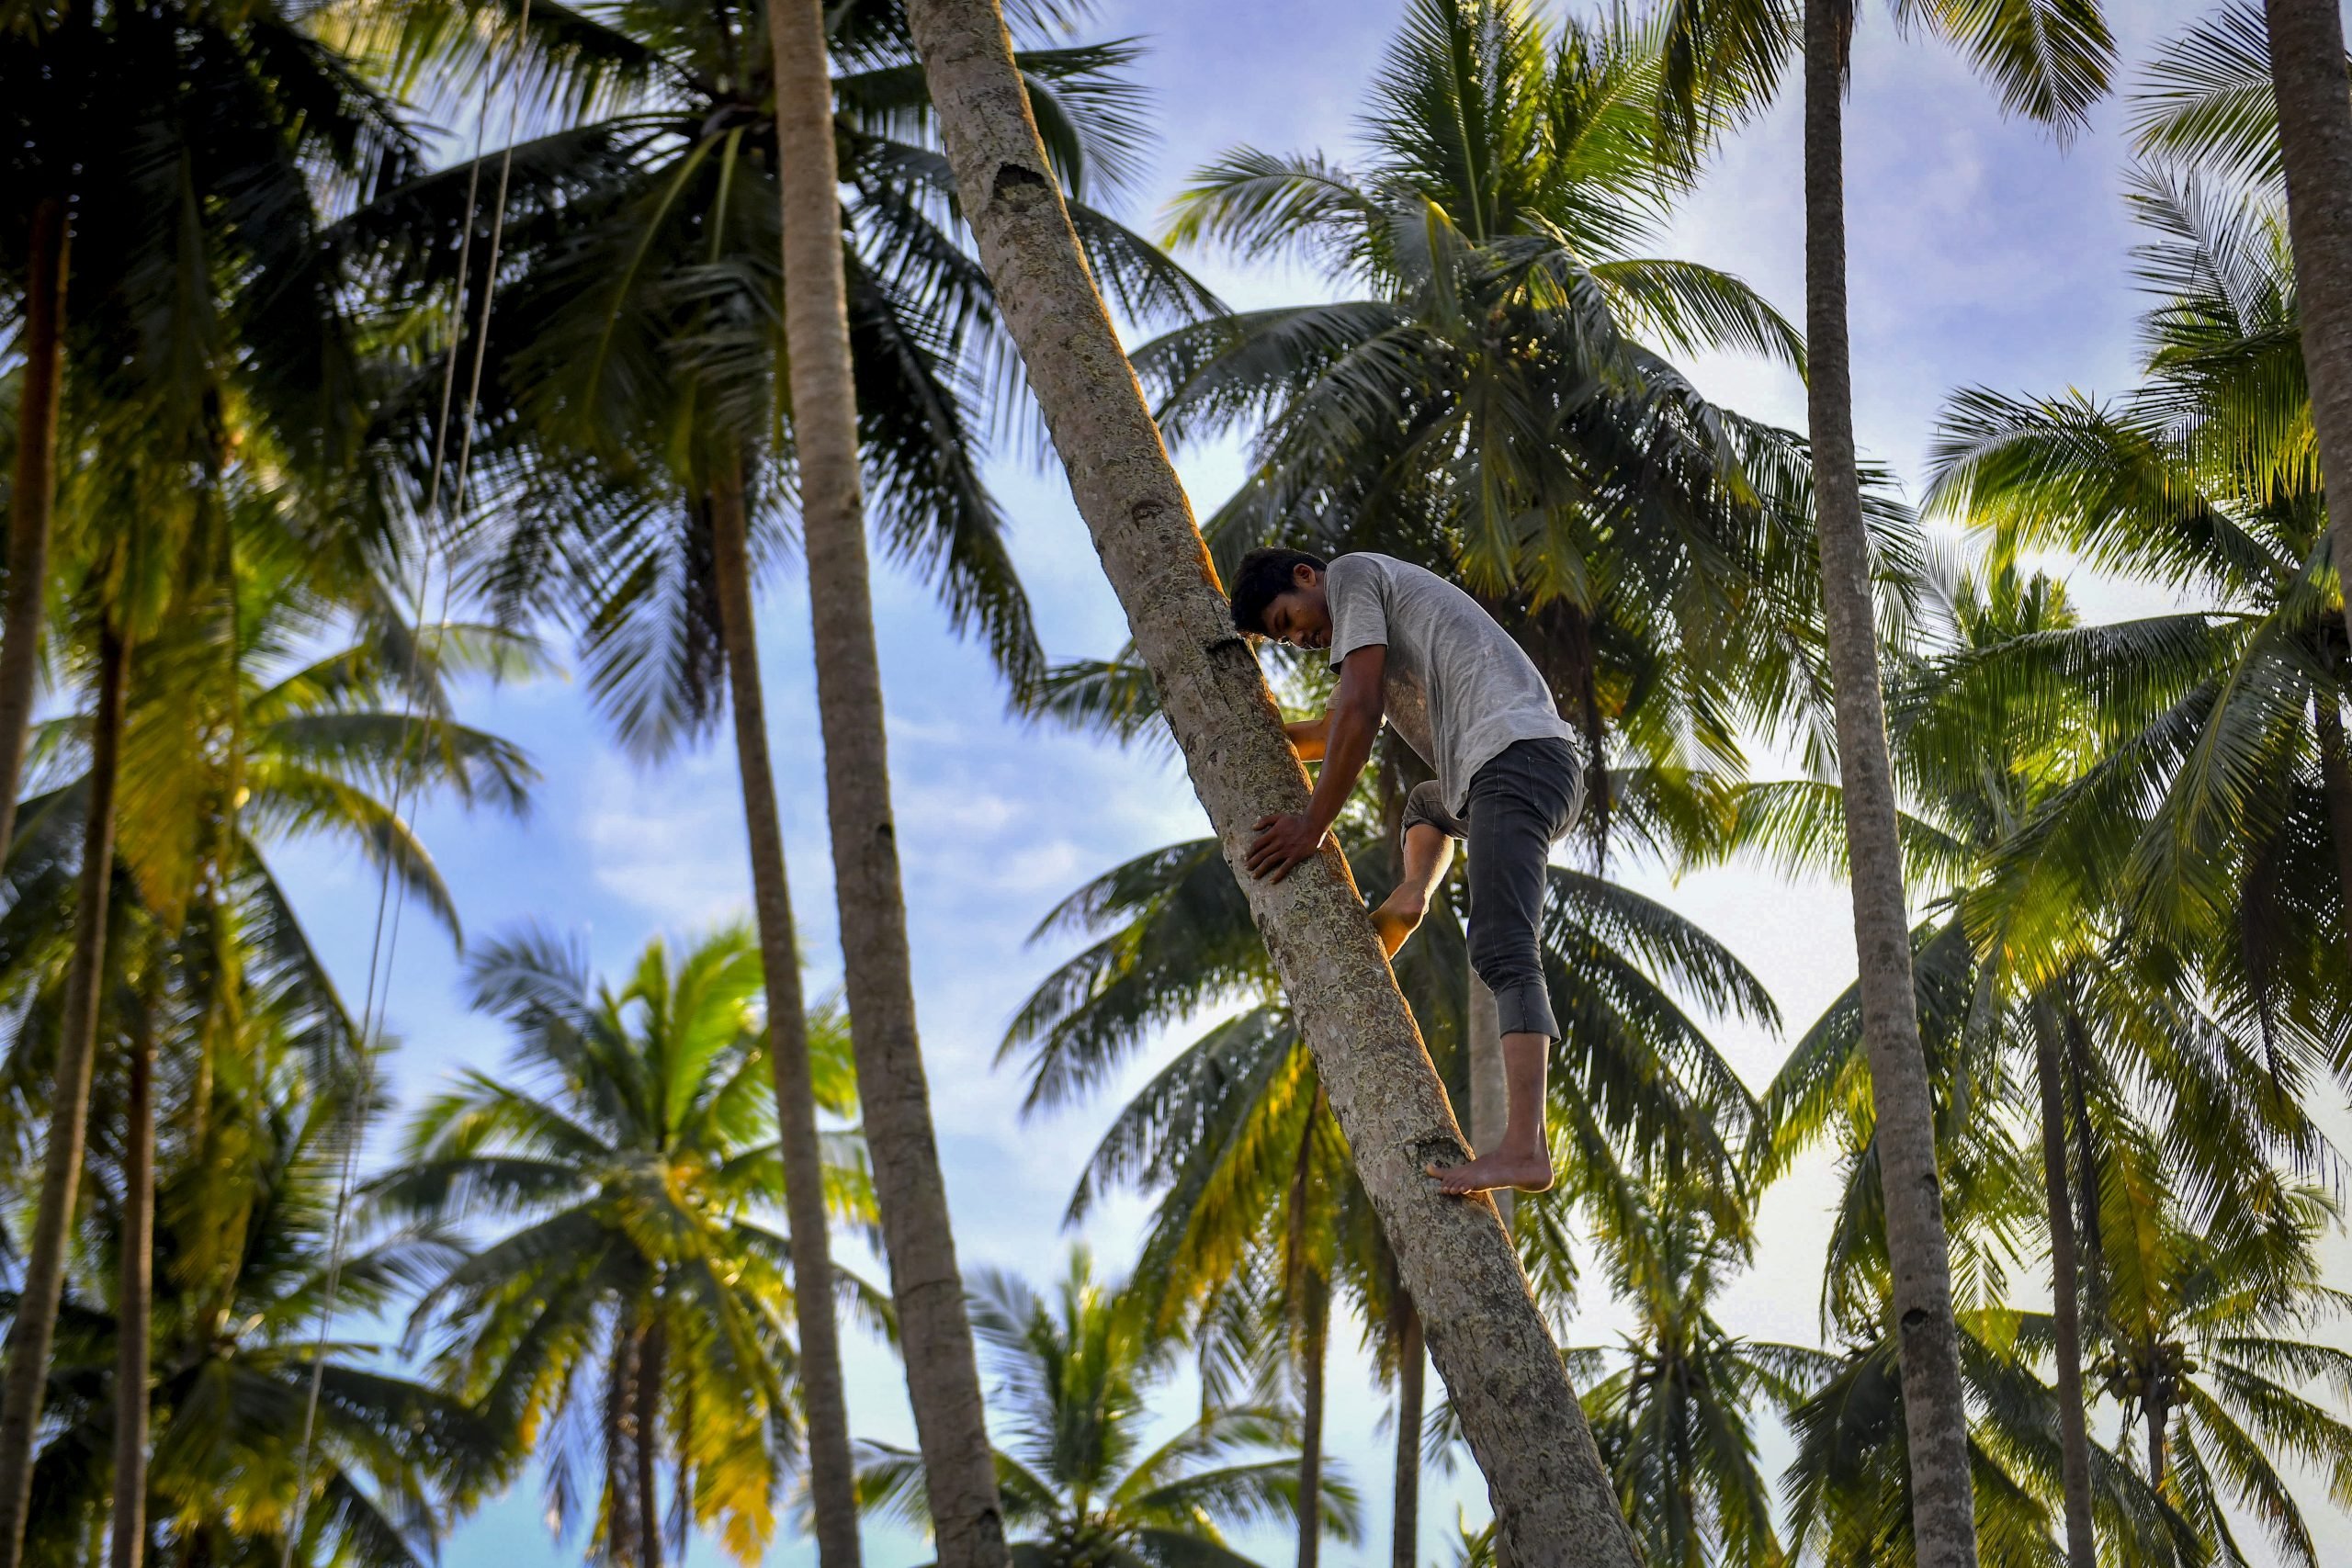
1323, 552, 1577, 813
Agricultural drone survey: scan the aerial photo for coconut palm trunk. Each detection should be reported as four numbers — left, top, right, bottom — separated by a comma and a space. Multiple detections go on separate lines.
707, 455, 863, 1568
1389, 1286, 1424, 1568
766, 4, 1006, 1562
2031, 1003, 2095, 1568
2315, 692, 2352, 961
0, 198, 69, 864
895, 4, 1637, 1560
2265, 0, 2352, 650
107, 971, 158, 1568
637, 1315, 662, 1568
1802, 5, 1978, 1565
1297, 1273, 1328, 1568
0, 622, 129, 1568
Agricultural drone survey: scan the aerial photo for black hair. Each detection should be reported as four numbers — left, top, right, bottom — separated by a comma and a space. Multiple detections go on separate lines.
1227, 547, 1329, 635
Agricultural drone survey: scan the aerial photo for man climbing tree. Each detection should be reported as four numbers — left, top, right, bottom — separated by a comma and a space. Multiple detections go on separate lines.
1232, 547, 1580, 1196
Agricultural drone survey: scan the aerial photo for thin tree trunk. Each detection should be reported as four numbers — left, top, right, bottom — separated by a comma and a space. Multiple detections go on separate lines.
607, 1326, 639, 1566
108, 969, 158, 1568
2146, 1393, 2169, 1491
2267, 0, 2352, 650
895, 6, 1636, 1560
2032, 1004, 2094, 1568
1297, 1272, 1328, 1568
0, 197, 69, 864
1390, 1287, 1425, 1568
1802, 7, 1978, 1566
0, 622, 129, 1568
2314, 690, 2352, 963
707, 460, 862, 1568
637, 1318, 662, 1568
767, 6, 1006, 1564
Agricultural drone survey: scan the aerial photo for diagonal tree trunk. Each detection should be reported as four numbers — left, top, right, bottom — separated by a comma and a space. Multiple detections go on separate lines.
707, 454, 862, 1568
768, 3, 1005, 1562
1389, 1282, 1425, 1568
2266, 0, 2352, 651
108, 964, 159, 1568
0, 197, 69, 865
1802, 6, 1978, 1566
2031, 1001, 2095, 1568
895, 5, 1637, 1559
0, 622, 129, 1568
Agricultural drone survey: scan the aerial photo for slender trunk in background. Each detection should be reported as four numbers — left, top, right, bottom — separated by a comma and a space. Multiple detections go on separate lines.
2032, 1004, 2095, 1568
1802, 6, 1978, 1565
895, 4, 1634, 1558
1390, 1287, 1425, 1568
636, 1319, 662, 1568
2146, 1395, 2170, 1490
1297, 1273, 1328, 1568
768, 4, 1003, 1560
108, 973, 158, 1568
0, 623, 129, 1568
2267, 0, 2352, 649
2314, 692, 2352, 963
0, 198, 69, 863
707, 460, 862, 1568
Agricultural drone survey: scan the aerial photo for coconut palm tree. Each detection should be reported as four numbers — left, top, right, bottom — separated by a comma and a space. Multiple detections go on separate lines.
1420, 1181, 1825, 1568
2126, 0, 2352, 654
1736, 558, 2337, 1567
379, 925, 877, 1568
1134, 0, 1829, 849
1925, 164, 2352, 1026
1644, 4, 2120, 1557
2084, 1156, 2352, 1564
1005, 720, 1773, 1565
0, 523, 538, 1568
4, 1019, 505, 1568
854, 1247, 1359, 1568
339, 14, 1210, 1558
0, 9, 415, 1552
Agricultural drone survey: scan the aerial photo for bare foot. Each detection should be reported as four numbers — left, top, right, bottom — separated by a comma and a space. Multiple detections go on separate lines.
1425, 1146, 1555, 1196
1370, 891, 1426, 958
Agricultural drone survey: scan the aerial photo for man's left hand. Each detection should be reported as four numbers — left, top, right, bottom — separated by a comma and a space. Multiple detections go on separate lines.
1247, 812, 1325, 882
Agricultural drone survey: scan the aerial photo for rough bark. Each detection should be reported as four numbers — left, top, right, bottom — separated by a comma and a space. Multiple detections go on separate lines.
0, 624, 128, 1568
2032, 1004, 2095, 1568
0, 198, 68, 864
1802, 6, 1979, 1566
895, 5, 1637, 1560
776, 3, 1007, 1560
1390, 1287, 1425, 1568
707, 459, 862, 1568
108, 972, 157, 1568
2267, 0, 2352, 650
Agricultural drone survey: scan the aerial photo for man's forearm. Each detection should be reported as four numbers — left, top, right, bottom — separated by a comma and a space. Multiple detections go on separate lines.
1303, 701, 1375, 834
1285, 716, 1329, 762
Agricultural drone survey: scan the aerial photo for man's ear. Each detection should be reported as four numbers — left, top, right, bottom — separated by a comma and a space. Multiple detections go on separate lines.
1293, 562, 1320, 589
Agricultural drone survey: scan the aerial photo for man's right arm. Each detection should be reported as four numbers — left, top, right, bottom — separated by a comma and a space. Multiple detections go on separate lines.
1284, 717, 1329, 762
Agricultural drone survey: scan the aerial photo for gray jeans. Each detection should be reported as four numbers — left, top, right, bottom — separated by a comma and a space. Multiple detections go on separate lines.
1400, 737, 1583, 1039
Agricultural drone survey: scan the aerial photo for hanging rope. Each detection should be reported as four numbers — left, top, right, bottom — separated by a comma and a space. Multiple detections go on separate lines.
277, 3, 533, 1557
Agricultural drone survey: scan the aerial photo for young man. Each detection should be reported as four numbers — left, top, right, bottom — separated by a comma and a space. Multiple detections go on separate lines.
1229, 547, 1583, 1196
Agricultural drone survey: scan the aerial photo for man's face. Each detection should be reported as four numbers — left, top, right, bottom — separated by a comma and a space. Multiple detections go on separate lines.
1261, 566, 1332, 650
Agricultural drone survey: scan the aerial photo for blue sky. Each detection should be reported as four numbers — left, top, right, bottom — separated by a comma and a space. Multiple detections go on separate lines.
260, 2, 2352, 1563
